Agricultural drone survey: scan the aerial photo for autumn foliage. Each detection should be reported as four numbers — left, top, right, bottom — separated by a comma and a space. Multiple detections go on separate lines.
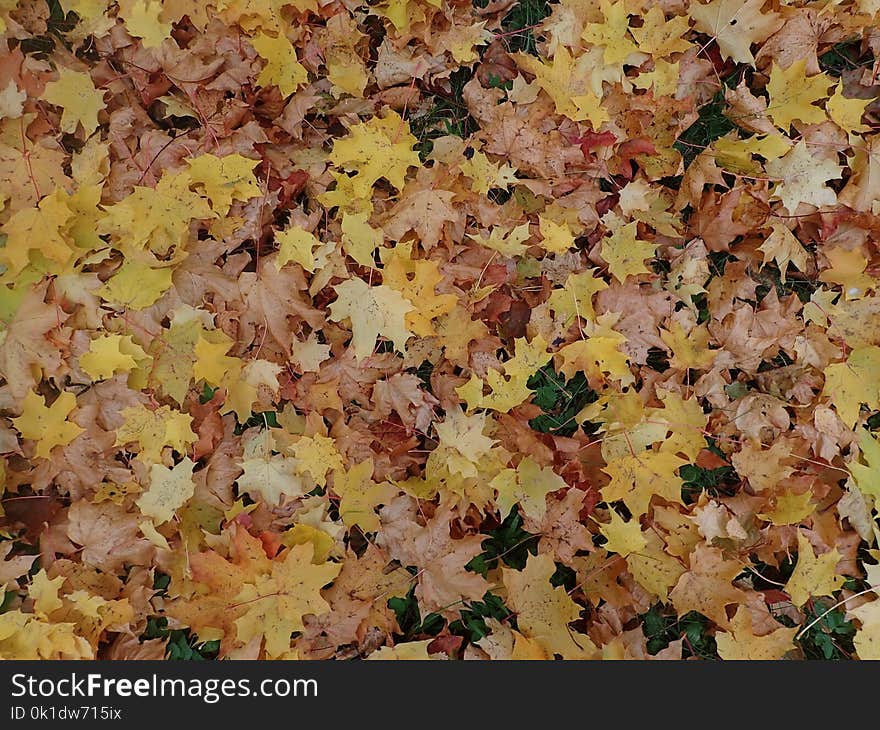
2, 0, 880, 661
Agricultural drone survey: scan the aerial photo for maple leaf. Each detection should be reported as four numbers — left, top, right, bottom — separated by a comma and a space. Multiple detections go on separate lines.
503, 553, 597, 659
328, 110, 420, 200
41, 68, 105, 135
292, 434, 344, 488
849, 430, 880, 501
79, 334, 147, 381
629, 7, 691, 58
28, 569, 66, 615
136, 458, 196, 525
186, 153, 262, 215
600, 218, 657, 282
98, 260, 174, 311
120, 0, 171, 47
0, 189, 77, 280
234, 544, 341, 659
601, 450, 686, 518
581, 0, 639, 66
765, 141, 841, 212
251, 31, 308, 97
0, 611, 92, 659
766, 60, 831, 131
515, 46, 608, 127
328, 278, 414, 361
383, 253, 457, 336
275, 227, 322, 273
822, 346, 880, 427
599, 509, 647, 558
689, 0, 782, 64
114, 404, 196, 465
757, 223, 809, 283
716, 607, 797, 660
785, 531, 844, 607
669, 544, 748, 629
382, 189, 458, 250
12, 390, 83, 460
547, 269, 608, 324
238, 453, 305, 507
818, 247, 874, 300
332, 459, 397, 533
491, 456, 565, 521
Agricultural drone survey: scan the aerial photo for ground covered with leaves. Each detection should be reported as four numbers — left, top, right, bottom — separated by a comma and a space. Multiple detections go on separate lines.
1, 0, 880, 661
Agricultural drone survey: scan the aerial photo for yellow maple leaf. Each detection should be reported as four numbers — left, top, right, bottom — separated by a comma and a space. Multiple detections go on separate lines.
98, 259, 175, 311
41, 68, 105, 135
822, 346, 880, 427
581, 0, 639, 66
602, 450, 686, 518
547, 269, 608, 325
331, 459, 397, 533
0, 189, 75, 280
186, 153, 262, 215
328, 278, 414, 361
222, 359, 282, 422
80, 334, 148, 381
556, 317, 633, 387
28, 569, 66, 615
765, 141, 841, 212
0, 610, 92, 659
689, 0, 782, 64
292, 434, 343, 488
827, 82, 872, 134
468, 223, 531, 258
329, 109, 420, 200
660, 321, 717, 370
341, 212, 382, 268
538, 216, 575, 254
766, 60, 832, 131
460, 151, 518, 195
119, 0, 171, 47
115, 404, 196, 465
193, 331, 241, 387
383, 252, 457, 337
849, 429, 880, 501
12, 390, 83, 460
234, 543, 341, 659
785, 530, 844, 607
757, 223, 810, 283
629, 7, 691, 58
600, 219, 657, 282
251, 31, 308, 97
716, 606, 796, 660
515, 46, 608, 127
491, 457, 565, 521
818, 246, 874, 300
238, 453, 306, 506
275, 226, 321, 273
137, 458, 195, 524
599, 509, 646, 558
503, 553, 597, 659
757, 489, 814, 526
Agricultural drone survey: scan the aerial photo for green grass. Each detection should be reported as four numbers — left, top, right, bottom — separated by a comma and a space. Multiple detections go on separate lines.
528, 365, 597, 437
498, 0, 553, 55
467, 507, 540, 577
409, 67, 479, 160
680, 441, 738, 505
819, 39, 873, 77
674, 90, 735, 168
641, 605, 719, 658
142, 617, 221, 661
